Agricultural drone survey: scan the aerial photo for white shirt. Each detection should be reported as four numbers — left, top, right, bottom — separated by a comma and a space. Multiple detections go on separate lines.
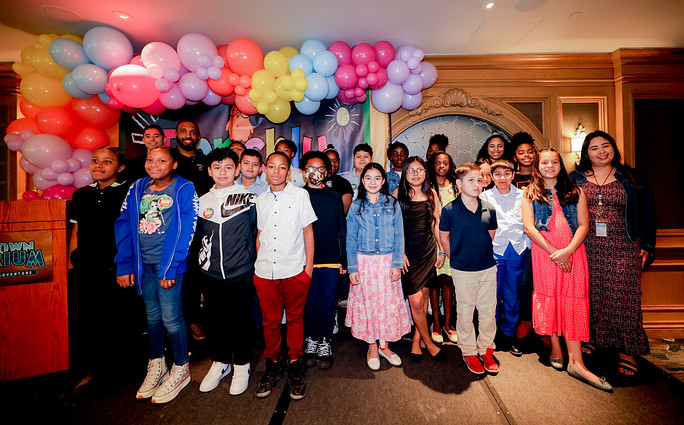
480, 185, 530, 256
341, 172, 360, 200
255, 182, 317, 279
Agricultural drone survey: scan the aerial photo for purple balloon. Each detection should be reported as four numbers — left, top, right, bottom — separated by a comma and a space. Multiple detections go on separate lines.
164, 68, 180, 83
420, 62, 438, 89
4, 134, 22, 151
202, 88, 222, 106
20, 130, 37, 140
73, 167, 94, 188
401, 92, 423, 110
20, 156, 40, 174
21, 134, 72, 169
155, 78, 171, 93
82, 26, 134, 71
33, 173, 57, 191
387, 60, 410, 85
57, 172, 75, 186
159, 84, 186, 110
41, 167, 57, 181
196, 67, 209, 80
51, 159, 69, 174
177, 33, 219, 72
370, 82, 403, 113
396, 44, 417, 61
72, 149, 94, 167
208, 66, 222, 80
141, 42, 181, 72
402, 74, 424, 95
67, 158, 81, 172
178, 72, 209, 101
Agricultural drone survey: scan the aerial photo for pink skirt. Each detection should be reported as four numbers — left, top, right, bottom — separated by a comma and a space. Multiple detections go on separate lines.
345, 253, 412, 346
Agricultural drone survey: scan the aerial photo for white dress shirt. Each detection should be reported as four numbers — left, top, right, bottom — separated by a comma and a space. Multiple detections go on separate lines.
480, 185, 530, 256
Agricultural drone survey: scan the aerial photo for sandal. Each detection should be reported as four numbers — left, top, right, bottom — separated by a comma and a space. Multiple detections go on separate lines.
581, 342, 595, 355
617, 358, 639, 376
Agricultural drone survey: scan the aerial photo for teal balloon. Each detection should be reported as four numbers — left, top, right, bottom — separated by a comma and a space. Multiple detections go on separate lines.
49, 38, 91, 71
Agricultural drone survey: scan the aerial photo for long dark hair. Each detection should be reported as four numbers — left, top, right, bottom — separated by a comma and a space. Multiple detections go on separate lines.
356, 162, 395, 215
524, 148, 580, 206
428, 152, 457, 204
397, 157, 436, 225
477, 134, 514, 162
576, 130, 624, 174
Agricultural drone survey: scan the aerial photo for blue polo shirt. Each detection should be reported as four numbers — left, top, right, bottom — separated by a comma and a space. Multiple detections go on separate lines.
439, 194, 498, 272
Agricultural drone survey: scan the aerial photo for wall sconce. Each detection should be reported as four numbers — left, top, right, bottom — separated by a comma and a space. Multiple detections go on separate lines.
571, 123, 586, 162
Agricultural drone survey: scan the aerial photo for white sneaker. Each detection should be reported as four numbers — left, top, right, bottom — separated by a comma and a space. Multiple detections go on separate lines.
136, 357, 168, 399
151, 363, 190, 403
199, 361, 231, 393
229, 364, 251, 395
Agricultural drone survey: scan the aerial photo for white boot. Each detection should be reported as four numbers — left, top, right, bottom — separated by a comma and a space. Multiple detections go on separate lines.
151, 363, 190, 403
229, 364, 251, 396
136, 357, 168, 399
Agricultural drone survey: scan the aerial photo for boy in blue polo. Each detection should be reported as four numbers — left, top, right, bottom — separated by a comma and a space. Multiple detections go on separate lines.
439, 162, 498, 376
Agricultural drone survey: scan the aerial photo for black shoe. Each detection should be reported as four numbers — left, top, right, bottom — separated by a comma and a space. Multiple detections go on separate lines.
287, 359, 306, 400
317, 337, 333, 370
409, 352, 423, 363
303, 336, 318, 368
255, 359, 282, 398
509, 342, 523, 357
430, 349, 447, 362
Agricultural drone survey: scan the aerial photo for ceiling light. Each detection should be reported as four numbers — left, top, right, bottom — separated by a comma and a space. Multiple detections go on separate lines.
113, 10, 133, 20
481, 1, 496, 10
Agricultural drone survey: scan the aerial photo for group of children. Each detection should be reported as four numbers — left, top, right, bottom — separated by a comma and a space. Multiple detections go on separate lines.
67, 123, 612, 409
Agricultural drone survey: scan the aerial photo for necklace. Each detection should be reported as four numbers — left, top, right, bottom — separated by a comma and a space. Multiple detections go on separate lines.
590, 167, 614, 216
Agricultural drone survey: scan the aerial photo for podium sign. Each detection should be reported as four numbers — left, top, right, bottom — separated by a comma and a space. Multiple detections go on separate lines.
0, 231, 53, 286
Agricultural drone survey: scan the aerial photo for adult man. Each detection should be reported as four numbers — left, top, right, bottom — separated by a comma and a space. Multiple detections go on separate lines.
172, 120, 212, 196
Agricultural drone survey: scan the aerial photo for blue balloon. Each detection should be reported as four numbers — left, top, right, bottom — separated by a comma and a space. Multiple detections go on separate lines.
83, 26, 134, 71
49, 38, 91, 71
62, 73, 92, 99
98, 92, 111, 104
294, 97, 320, 115
313, 51, 339, 77
288, 54, 313, 75
325, 76, 339, 99
72, 64, 108, 94
304, 73, 328, 102
300, 39, 326, 61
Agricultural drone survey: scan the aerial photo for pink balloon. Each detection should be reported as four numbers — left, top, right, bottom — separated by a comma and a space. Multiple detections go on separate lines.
143, 99, 166, 115
345, 89, 355, 99
370, 68, 388, 90
387, 60, 410, 85
109, 64, 160, 108
21, 134, 73, 169
66, 158, 81, 172
73, 167, 94, 188
22, 190, 42, 201
20, 156, 40, 174
57, 172, 75, 186
51, 159, 69, 173
370, 82, 404, 113
147, 64, 163, 79
72, 149, 94, 167
334, 64, 358, 90
164, 68, 180, 82
355, 64, 368, 77
402, 73, 424, 95
159, 84, 186, 110
351, 43, 375, 66
142, 42, 181, 72
420, 62, 438, 89
202, 88, 222, 106
354, 87, 365, 97
357, 77, 368, 89
177, 33, 219, 72
33, 173, 57, 191
336, 89, 357, 105
178, 72, 209, 101
222, 94, 236, 105
367, 61, 380, 74
374, 41, 395, 68
130, 55, 144, 66
356, 91, 367, 103
328, 41, 352, 66
155, 78, 171, 92
41, 167, 57, 181
402, 92, 423, 110
42, 184, 77, 200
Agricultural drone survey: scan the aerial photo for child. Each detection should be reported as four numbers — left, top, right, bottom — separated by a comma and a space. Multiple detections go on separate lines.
238, 149, 268, 195
426, 133, 448, 161
521, 149, 612, 391
346, 163, 411, 370
341, 144, 373, 199
196, 148, 257, 396
426, 152, 459, 344
480, 160, 530, 356
476, 134, 514, 163
386, 141, 408, 194
274, 139, 306, 187
511, 132, 536, 189
68, 146, 141, 389
438, 162, 499, 375
393, 157, 445, 362
254, 152, 317, 400
476, 158, 494, 191
229, 140, 246, 158
323, 144, 354, 214
123, 124, 166, 183
300, 151, 347, 370
115, 146, 199, 403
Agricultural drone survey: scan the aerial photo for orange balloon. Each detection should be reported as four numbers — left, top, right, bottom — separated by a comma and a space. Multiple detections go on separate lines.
70, 126, 108, 151
20, 72, 71, 108
235, 94, 257, 115
207, 67, 235, 96
6, 117, 40, 135
70, 96, 121, 129
225, 38, 264, 77
20, 98, 42, 118
35, 107, 81, 139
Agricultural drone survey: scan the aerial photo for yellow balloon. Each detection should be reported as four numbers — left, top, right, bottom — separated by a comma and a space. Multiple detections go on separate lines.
265, 99, 291, 124
21, 45, 37, 66
279, 46, 299, 59
294, 78, 308, 92
12, 62, 33, 77
291, 69, 305, 80
291, 90, 305, 102
60, 34, 83, 43
38, 34, 59, 48
251, 70, 275, 90
20, 72, 71, 108
256, 101, 270, 115
279, 74, 294, 91
265, 90, 277, 104
264, 51, 288, 78
31, 48, 69, 79
249, 88, 264, 103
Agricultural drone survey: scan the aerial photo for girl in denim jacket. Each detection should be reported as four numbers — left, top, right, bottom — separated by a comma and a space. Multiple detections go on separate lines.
346, 163, 411, 370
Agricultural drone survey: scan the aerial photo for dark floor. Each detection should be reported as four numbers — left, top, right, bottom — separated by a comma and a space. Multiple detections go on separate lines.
2, 327, 683, 425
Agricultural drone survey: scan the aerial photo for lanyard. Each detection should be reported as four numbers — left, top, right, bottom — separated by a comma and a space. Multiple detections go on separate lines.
591, 167, 614, 220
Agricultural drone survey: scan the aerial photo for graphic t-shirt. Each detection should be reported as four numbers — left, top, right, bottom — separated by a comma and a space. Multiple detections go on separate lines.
139, 180, 176, 264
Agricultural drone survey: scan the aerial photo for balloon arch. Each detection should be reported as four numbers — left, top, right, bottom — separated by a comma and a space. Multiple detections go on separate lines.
5, 27, 438, 200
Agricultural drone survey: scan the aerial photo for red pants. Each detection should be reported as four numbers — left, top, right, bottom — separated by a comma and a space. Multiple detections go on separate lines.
254, 269, 311, 362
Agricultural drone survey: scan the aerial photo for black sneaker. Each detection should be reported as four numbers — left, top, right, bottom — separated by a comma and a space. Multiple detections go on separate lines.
255, 359, 282, 398
287, 359, 306, 400
303, 336, 318, 368
509, 342, 523, 357
317, 337, 333, 370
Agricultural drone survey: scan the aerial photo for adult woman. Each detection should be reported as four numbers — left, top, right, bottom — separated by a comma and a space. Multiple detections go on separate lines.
569, 131, 656, 377
477, 134, 514, 163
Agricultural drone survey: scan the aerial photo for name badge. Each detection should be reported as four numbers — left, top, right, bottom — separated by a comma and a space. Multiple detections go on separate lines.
596, 221, 607, 237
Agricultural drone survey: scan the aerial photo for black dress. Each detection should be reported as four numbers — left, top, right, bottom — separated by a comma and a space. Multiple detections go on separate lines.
401, 200, 437, 296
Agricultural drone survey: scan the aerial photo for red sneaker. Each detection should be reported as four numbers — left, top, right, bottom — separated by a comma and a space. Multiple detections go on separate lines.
481, 348, 499, 374
463, 355, 485, 375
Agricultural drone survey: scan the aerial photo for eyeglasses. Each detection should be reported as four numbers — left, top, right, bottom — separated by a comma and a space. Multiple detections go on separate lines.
406, 168, 425, 175
306, 166, 327, 173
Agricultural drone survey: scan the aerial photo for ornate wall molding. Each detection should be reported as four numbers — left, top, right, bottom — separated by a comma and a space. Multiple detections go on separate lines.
408, 87, 502, 117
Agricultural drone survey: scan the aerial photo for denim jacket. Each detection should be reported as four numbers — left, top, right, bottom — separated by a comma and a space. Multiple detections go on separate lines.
532, 187, 579, 236
346, 194, 404, 273
386, 169, 401, 195
570, 166, 656, 253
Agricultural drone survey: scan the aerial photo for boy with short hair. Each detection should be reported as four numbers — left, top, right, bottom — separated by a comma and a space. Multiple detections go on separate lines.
238, 149, 268, 195
439, 162, 499, 375
480, 160, 530, 357
386, 141, 408, 194
341, 144, 373, 199
196, 148, 257, 396
254, 152, 317, 400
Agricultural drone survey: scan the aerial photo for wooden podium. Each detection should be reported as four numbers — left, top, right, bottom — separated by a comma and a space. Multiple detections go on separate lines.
0, 200, 69, 381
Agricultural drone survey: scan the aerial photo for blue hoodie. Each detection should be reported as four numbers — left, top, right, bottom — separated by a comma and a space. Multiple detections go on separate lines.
115, 176, 198, 294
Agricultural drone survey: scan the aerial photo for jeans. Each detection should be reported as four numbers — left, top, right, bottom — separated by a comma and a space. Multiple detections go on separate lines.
304, 267, 339, 339
494, 245, 527, 337
141, 263, 189, 365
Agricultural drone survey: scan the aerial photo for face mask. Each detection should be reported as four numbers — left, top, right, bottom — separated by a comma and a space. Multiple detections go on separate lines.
306, 168, 326, 185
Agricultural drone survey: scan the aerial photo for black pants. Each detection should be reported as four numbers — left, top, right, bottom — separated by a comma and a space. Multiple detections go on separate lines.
202, 270, 255, 365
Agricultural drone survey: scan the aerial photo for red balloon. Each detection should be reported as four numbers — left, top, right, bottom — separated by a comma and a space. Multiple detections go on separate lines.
70, 96, 121, 129
207, 67, 235, 96
130, 55, 144, 66
20, 98, 41, 118
42, 184, 77, 200
225, 38, 263, 77
7, 117, 40, 135
21, 190, 42, 201
35, 107, 81, 139
221, 93, 236, 104
108, 64, 159, 109
217, 44, 229, 58
142, 99, 166, 115
235, 94, 257, 115
71, 126, 109, 151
